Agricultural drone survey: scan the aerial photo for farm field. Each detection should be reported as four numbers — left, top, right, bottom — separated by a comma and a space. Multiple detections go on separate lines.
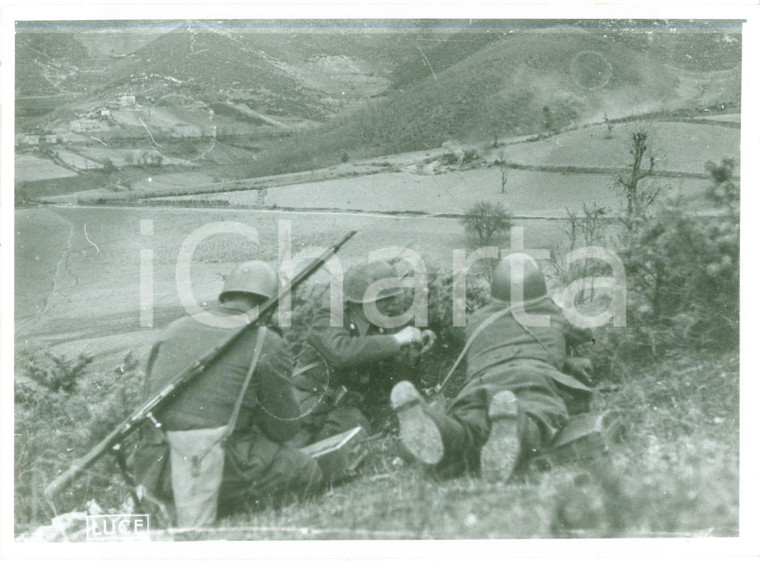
15, 154, 79, 183
159, 169, 714, 217
14, 205, 571, 334
17, 113, 736, 352
28, 119, 737, 217
504, 121, 739, 173
13, 200, 582, 391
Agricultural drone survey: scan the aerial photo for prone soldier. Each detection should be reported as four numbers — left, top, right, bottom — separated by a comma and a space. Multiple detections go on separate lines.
391, 253, 594, 481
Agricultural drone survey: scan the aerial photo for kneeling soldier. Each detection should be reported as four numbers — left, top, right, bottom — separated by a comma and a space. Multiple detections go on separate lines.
292, 259, 435, 445
391, 253, 594, 481
134, 261, 323, 526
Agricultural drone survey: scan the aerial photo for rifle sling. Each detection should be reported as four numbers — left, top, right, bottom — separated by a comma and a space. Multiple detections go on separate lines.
223, 326, 267, 443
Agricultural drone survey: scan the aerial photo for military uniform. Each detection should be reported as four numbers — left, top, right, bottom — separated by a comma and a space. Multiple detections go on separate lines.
134, 301, 323, 512
404, 296, 593, 479
292, 304, 418, 445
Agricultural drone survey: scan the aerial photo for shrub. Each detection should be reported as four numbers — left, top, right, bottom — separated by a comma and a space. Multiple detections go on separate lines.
462, 148, 481, 164
15, 349, 145, 530
615, 153, 739, 357
461, 201, 513, 245
18, 348, 92, 394
705, 158, 739, 208
621, 198, 738, 353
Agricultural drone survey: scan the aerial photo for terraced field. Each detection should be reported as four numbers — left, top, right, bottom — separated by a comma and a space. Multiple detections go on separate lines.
15, 154, 79, 183
19, 115, 738, 358
504, 121, 739, 173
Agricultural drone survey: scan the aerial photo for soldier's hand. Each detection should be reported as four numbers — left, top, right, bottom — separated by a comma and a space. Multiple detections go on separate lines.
393, 326, 423, 347
564, 357, 593, 385
420, 330, 437, 355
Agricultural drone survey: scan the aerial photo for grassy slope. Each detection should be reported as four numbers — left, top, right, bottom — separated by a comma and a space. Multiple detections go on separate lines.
14, 201, 740, 539
505, 121, 739, 173
228, 31, 709, 180
15, 33, 90, 96
204, 351, 739, 540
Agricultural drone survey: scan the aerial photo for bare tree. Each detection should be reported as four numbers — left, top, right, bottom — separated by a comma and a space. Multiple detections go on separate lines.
603, 113, 614, 139
615, 130, 658, 232
500, 165, 509, 194
497, 150, 509, 194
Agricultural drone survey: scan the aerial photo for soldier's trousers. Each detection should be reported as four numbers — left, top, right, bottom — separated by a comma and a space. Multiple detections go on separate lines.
289, 405, 371, 447
422, 359, 577, 479
219, 429, 324, 512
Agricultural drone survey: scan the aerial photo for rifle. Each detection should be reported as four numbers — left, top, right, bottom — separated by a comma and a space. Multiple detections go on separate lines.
45, 230, 357, 500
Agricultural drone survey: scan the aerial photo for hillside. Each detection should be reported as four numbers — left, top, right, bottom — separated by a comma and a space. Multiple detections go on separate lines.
229, 28, 739, 180
15, 33, 90, 96
15, 21, 742, 200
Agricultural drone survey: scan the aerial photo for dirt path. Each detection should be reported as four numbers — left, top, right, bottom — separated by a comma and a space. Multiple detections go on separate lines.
15, 210, 75, 333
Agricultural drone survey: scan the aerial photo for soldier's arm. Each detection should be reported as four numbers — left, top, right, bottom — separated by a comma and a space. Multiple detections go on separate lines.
559, 312, 594, 384
253, 332, 302, 443
561, 316, 593, 350
307, 312, 401, 369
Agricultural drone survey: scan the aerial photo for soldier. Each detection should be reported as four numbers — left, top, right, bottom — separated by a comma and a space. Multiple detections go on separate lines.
292, 259, 435, 445
133, 261, 323, 526
391, 253, 594, 481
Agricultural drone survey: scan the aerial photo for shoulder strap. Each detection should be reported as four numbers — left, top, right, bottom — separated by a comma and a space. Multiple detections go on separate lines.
432, 297, 563, 396
431, 305, 516, 395
223, 326, 267, 442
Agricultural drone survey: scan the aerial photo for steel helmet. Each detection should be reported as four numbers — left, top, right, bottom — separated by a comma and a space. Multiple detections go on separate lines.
344, 260, 403, 304
491, 253, 547, 303
219, 261, 279, 302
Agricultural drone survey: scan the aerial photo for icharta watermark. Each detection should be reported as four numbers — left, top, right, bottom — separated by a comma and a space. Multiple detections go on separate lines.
139, 220, 626, 331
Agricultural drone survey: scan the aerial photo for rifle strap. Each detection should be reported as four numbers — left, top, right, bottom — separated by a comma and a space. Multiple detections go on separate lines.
432, 305, 516, 396
223, 326, 267, 444
432, 296, 559, 396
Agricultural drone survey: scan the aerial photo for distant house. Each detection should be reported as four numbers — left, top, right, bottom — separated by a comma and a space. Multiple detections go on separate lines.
119, 95, 136, 107
21, 135, 40, 146
70, 119, 110, 133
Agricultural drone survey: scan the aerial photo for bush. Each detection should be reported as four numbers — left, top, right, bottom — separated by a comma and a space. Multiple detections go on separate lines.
461, 201, 513, 245
20, 349, 92, 393
15, 349, 145, 530
616, 156, 739, 356
622, 200, 738, 353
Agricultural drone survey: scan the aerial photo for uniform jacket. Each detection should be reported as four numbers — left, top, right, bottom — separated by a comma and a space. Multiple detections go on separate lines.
463, 296, 593, 395
303, 305, 401, 392
144, 302, 300, 443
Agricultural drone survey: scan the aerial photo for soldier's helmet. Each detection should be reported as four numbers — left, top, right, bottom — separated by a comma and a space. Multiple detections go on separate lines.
344, 260, 403, 304
219, 261, 279, 302
491, 253, 547, 303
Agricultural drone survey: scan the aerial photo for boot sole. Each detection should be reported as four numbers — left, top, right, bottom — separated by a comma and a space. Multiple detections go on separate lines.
481, 391, 520, 482
391, 381, 444, 465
